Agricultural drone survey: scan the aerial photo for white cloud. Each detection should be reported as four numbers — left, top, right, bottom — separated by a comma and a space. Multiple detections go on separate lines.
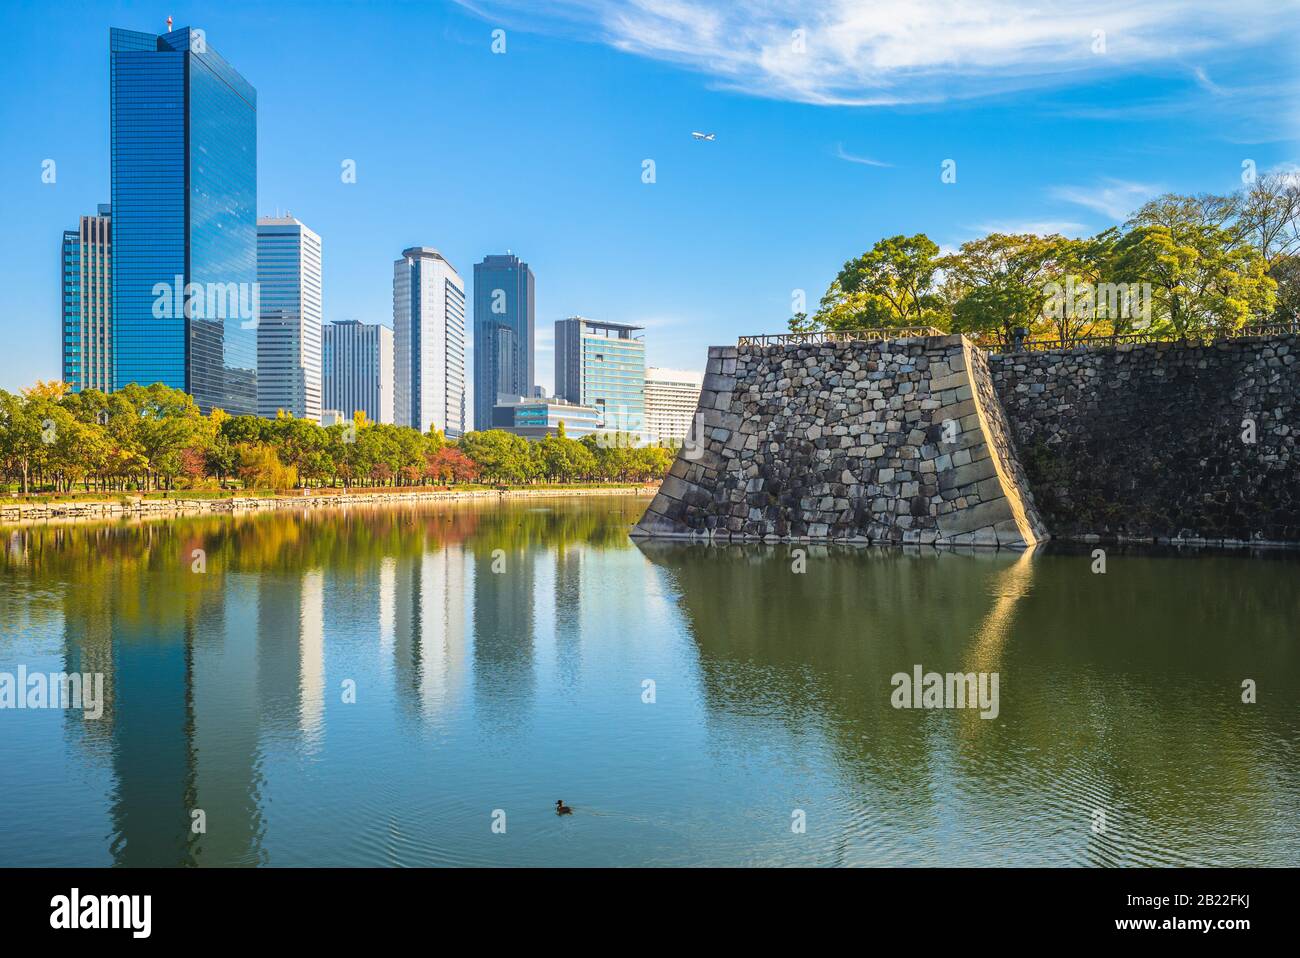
455, 0, 1294, 105
971, 220, 1090, 237
833, 143, 892, 167
1049, 179, 1160, 221
1192, 66, 1227, 96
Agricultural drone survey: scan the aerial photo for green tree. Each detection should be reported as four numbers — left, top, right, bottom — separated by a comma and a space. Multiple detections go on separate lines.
943, 233, 1064, 342
798, 234, 949, 332
1113, 195, 1275, 335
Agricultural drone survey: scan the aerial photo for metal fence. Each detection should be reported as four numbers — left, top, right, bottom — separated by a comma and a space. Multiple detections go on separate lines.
983, 320, 1300, 354
736, 326, 945, 347
736, 321, 1298, 352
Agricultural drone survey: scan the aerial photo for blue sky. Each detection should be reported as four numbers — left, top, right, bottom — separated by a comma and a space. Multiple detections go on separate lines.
1, 0, 1297, 395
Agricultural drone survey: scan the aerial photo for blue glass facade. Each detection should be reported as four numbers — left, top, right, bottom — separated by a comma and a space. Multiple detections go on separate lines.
490, 398, 602, 439
110, 27, 257, 414
554, 318, 646, 437
472, 254, 535, 430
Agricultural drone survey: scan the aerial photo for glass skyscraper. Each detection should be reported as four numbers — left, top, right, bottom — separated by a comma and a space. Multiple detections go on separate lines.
393, 247, 466, 437
472, 253, 535, 430
256, 217, 322, 421
62, 204, 113, 392
110, 25, 257, 414
322, 320, 394, 425
554, 317, 646, 437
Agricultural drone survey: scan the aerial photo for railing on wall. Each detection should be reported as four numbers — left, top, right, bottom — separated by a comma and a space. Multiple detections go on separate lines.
736, 321, 1298, 352
984, 320, 1300, 354
736, 326, 945, 347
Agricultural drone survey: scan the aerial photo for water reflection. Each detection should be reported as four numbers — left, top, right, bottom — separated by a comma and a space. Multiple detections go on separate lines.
0, 501, 1296, 867
636, 540, 1300, 866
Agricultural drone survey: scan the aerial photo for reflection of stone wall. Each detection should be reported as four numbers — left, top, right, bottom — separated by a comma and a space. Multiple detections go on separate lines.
990, 334, 1300, 543
634, 334, 1047, 547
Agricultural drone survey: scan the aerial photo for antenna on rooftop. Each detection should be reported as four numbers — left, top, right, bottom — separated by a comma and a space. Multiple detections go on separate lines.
167, 16, 173, 31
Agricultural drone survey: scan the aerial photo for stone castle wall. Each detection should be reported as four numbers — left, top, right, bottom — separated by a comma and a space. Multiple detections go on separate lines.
989, 334, 1300, 544
633, 334, 1048, 547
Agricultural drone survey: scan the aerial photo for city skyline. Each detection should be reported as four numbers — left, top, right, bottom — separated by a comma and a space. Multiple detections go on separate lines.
53, 15, 665, 437
8, 2, 1296, 396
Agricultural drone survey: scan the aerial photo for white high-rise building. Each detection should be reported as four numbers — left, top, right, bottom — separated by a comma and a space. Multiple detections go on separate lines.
256, 217, 323, 420
393, 247, 466, 437
645, 367, 704, 445
322, 320, 394, 424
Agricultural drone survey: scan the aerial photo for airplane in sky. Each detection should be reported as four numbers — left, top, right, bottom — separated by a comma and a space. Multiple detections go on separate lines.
691, 132, 716, 141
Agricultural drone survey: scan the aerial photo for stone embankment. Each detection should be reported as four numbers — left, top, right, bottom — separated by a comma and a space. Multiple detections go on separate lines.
989, 333, 1299, 545
633, 333, 1047, 547
1, 486, 656, 526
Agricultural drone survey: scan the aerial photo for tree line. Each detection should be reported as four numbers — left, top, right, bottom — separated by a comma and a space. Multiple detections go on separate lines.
793, 175, 1300, 343
0, 382, 674, 495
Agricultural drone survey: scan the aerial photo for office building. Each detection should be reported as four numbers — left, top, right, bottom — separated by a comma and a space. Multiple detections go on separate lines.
472, 254, 535, 430
393, 247, 466, 437
554, 317, 646, 437
490, 396, 603, 440
256, 217, 322, 420
61, 204, 113, 392
322, 320, 393, 424
644, 367, 704, 445
110, 25, 257, 414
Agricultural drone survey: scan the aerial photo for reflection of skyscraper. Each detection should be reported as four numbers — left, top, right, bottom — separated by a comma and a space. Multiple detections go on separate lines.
473, 254, 535, 430
552, 545, 584, 688
108, 616, 193, 866
299, 570, 325, 744
471, 544, 536, 719
394, 247, 466, 436
379, 556, 396, 655
109, 26, 258, 414
393, 544, 467, 719
190, 575, 264, 865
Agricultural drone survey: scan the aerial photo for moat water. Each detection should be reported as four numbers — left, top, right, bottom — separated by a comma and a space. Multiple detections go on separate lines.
1, 497, 1297, 866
